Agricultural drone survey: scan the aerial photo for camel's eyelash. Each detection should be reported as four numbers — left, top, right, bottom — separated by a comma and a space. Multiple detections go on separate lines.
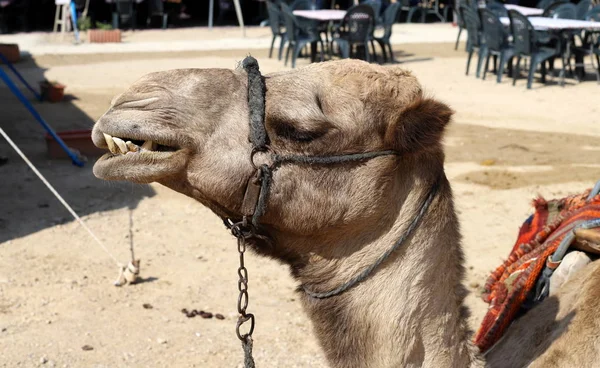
271, 121, 328, 143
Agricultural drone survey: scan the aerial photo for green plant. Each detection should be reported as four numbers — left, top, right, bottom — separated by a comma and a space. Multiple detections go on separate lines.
77, 16, 92, 31
95, 21, 114, 30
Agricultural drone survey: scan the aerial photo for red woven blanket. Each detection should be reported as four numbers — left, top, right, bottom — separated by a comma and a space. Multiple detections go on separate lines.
474, 188, 600, 352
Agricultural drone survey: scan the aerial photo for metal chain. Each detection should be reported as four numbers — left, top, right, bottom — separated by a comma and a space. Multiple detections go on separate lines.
230, 220, 256, 368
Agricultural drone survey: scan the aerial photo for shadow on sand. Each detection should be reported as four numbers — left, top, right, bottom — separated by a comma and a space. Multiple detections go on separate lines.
0, 55, 155, 243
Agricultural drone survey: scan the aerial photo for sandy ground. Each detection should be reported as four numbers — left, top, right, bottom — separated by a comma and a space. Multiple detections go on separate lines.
1, 33, 600, 368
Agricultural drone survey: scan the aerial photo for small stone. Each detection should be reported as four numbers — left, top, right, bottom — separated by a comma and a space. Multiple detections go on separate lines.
157, 338, 167, 344
82, 345, 94, 351
40, 356, 48, 364
195, 332, 201, 337
480, 159, 496, 166
1, 327, 6, 332
46, 320, 52, 324
142, 303, 153, 309
200, 312, 213, 319
215, 314, 225, 320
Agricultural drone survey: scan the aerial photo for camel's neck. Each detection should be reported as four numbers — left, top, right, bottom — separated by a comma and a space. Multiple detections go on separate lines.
288, 165, 483, 368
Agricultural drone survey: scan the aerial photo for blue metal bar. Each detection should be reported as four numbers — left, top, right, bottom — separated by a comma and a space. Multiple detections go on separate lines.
209, 0, 214, 29
70, 1, 80, 44
0, 53, 42, 101
0, 67, 85, 167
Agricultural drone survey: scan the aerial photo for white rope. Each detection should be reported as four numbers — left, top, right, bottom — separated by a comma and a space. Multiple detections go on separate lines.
0, 127, 122, 268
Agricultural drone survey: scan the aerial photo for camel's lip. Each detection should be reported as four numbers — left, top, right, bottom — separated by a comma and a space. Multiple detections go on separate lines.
93, 149, 188, 182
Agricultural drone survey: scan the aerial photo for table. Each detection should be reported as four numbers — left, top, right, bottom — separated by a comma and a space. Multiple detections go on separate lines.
293, 9, 346, 21
504, 4, 544, 16
500, 17, 600, 85
208, 0, 245, 36
499, 17, 600, 30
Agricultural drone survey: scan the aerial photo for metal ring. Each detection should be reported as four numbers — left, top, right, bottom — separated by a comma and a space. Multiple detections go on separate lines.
238, 279, 248, 292
235, 313, 255, 341
250, 147, 263, 170
237, 290, 249, 314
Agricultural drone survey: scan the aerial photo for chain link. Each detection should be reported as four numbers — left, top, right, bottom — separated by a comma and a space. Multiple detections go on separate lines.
235, 235, 255, 341
228, 219, 256, 368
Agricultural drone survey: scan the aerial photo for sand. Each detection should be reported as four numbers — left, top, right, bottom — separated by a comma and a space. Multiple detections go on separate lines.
1, 29, 599, 367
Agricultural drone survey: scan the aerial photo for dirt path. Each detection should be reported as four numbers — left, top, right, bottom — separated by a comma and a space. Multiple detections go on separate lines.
1, 45, 599, 367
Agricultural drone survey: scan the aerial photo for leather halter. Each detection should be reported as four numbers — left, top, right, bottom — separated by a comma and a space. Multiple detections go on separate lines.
225, 56, 439, 299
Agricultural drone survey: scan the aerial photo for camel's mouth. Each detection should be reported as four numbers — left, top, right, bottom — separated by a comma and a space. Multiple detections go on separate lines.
92, 130, 187, 183
99, 133, 178, 156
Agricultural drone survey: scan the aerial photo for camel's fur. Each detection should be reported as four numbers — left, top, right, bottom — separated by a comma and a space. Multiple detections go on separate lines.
91, 59, 599, 368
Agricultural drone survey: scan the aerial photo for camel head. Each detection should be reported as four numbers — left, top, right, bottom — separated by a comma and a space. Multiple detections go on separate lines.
92, 59, 453, 260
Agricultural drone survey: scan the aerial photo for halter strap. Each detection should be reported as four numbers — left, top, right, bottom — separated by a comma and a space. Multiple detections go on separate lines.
242, 57, 268, 152
235, 56, 439, 299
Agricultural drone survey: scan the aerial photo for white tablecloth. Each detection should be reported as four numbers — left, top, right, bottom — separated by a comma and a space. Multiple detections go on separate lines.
500, 16, 600, 30
293, 10, 346, 21
504, 4, 544, 16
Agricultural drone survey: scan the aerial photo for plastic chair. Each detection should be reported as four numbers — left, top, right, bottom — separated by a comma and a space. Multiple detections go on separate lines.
572, 6, 600, 83
576, 0, 592, 20
541, 0, 569, 17
480, 9, 514, 83
333, 4, 375, 62
486, 1, 508, 18
374, 2, 401, 62
461, 5, 486, 77
281, 4, 324, 68
363, 0, 382, 25
508, 9, 560, 88
290, 0, 313, 10
454, 4, 466, 50
266, 1, 286, 60
147, 0, 168, 29
400, 0, 422, 23
54, 0, 71, 33
549, 3, 576, 19
536, 0, 564, 9
112, 0, 136, 30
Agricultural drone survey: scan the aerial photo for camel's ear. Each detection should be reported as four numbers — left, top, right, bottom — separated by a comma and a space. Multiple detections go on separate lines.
385, 96, 453, 153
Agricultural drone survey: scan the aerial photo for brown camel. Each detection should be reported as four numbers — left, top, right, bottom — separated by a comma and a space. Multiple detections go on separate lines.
91, 59, 600, 368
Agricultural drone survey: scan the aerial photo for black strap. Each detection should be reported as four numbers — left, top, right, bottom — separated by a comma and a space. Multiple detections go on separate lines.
242, 57, 268, 151
236, 56, 440, 296
302, 178, 440, 299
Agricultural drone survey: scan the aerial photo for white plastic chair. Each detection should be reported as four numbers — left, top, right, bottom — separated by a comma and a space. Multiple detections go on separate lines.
54, 0, 71, 33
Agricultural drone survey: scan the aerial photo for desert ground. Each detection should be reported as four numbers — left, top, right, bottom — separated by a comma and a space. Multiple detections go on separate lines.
1, 25, 600, 367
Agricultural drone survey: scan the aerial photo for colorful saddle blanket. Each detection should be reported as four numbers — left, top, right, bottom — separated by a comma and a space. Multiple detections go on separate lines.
474, 187, 600, 352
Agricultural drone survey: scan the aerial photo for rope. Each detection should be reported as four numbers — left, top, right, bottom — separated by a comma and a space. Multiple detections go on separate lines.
242, 336, 256, 368
128, 208, 135, 261
0, 127, 122, 268
302, 179, 440, 299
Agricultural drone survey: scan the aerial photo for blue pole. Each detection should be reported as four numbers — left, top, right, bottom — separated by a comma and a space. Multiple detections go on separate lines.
0, 53, 42, 101
70, 1, 80, 44
0, 67, 85, 167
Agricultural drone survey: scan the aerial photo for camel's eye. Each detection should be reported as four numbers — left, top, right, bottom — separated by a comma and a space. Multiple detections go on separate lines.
271, 121, 328, 143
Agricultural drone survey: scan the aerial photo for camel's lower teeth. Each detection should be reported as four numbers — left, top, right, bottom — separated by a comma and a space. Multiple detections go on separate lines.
103, 133, 155, 155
